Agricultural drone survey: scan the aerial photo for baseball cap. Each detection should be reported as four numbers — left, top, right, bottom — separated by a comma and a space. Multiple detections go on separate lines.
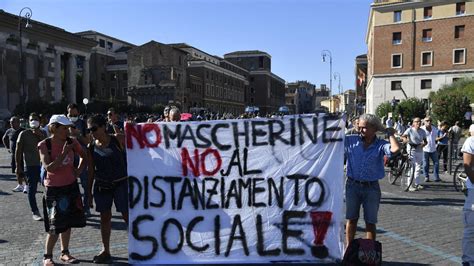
470, 124, 474, 133
48, 114, 74, 126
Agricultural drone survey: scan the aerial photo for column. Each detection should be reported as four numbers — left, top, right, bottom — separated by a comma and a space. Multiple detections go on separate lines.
82, 56, 90, 99
67, 54, 77, 103
54, 52, 62, 102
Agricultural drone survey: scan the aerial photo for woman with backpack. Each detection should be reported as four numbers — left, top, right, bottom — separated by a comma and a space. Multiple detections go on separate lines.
86, 115, 128, 264
38, 115, 87, 265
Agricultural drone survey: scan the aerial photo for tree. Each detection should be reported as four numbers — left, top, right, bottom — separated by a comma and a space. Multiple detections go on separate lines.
430, 78, 474, 126
375, 97, 425, 122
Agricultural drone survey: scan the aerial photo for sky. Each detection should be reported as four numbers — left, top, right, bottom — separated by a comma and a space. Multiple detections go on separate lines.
2, 0, 373, 94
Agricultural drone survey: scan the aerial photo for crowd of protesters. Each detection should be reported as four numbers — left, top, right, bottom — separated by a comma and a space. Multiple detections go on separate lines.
2, 105, 474, 265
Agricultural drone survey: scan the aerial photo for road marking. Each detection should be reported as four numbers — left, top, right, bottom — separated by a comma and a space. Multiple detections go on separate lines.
382, 191, 463, 211
378, 226, 462, 264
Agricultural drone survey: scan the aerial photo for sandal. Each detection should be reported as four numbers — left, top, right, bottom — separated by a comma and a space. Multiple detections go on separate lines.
43, 254, 55, 266
92, 252, 112, 264
59, 249, 79, 264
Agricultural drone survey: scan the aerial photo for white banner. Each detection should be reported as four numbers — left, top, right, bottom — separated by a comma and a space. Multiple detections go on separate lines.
126, 114, 345, 264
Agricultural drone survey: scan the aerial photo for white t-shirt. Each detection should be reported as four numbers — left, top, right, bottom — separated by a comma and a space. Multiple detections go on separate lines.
461, 136, 474, 189
422, 126, 438, 153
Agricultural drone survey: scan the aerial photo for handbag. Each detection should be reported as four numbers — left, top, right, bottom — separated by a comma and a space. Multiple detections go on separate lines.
343, 238, 382, 266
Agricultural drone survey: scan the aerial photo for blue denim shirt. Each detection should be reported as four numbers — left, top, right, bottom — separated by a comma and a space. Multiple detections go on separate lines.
345, 135, 392, 181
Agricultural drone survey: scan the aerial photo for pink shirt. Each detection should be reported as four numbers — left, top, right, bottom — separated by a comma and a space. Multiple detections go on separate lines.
38, 138, 82, 187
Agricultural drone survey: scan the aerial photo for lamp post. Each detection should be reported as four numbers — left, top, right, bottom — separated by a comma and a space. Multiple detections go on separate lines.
18, 7, 32, 115
321, 50, 332, 112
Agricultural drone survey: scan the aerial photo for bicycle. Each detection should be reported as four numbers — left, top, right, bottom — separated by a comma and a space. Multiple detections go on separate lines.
453, 162, 468, 196
388, 144, 416, 191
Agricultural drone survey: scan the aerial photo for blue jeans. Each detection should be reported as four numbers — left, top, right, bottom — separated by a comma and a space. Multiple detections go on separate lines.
26, 165, 41, 213
345, 179, 381, 224
423, 151, 439, 180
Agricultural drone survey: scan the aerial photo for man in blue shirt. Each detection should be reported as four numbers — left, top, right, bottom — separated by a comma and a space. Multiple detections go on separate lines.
345, 114, 400, 245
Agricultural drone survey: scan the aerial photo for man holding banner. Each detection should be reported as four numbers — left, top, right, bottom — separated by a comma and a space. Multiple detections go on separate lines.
344, 114, 400, 245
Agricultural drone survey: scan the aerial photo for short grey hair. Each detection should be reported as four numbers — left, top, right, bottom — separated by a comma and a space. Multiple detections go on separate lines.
359, 114, 384, 131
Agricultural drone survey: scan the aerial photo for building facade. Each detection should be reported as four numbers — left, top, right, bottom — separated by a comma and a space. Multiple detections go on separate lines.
76, 31, 135, 104
366, 0, 474, 113
224, 51, 285, 114
127, 41, 187, 108
0, 10, 96, 114
285, 81, 316, 114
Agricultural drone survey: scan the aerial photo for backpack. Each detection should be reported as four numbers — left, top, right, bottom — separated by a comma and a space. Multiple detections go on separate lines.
40, 138, 52, 186
343, 238, 382, 266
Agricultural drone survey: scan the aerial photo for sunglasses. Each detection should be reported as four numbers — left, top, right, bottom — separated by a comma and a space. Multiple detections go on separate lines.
86, 126, 98, 133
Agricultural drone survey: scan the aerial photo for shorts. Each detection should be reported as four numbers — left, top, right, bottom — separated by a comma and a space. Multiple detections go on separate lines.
94, 179, 128, 213
345, 178, 381, 224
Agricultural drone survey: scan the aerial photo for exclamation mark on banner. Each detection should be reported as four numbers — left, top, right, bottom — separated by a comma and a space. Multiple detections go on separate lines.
309, 211, 332, 259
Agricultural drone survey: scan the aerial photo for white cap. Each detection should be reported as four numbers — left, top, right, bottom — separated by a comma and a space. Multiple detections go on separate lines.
470, 124, 474, 133
48, 114, 74, 126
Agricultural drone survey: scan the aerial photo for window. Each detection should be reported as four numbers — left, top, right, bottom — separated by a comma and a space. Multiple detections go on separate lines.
111, 88, 116, 97
421, 51, 433, 66
99, 39, 105, 48
421, 79, 432, 90
259, 56, 264, 69
422, 29, 432, 42
107, 41, 113, 50
101, 73, 105, 81
394, 10, 402, 22
391, 80, 402, 91
453, 48, 466, 64
455, 25, 465, 39
391, 54, 402, 68
122, 87, 127, 96
424, 6, 432, 19
250, 87, 255, 94
110, 73, 117, 81
122, 73, 128, 81
392, 32, 402, 45
456, 2, 465, 15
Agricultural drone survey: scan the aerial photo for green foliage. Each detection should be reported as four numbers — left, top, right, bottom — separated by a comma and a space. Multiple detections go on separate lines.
395, 98, 426, 121
430, 78, 474, 125
375, 98, 426, 121
375, 102, 392, 119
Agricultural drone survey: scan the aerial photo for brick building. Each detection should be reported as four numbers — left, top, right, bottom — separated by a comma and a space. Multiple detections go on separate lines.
127, 41, 187, 108
76, 31, 135, 104
170, 43, 248, 114
224, 51, 285, 115
285, 81, 316, 114
366, 0, 474, 113
0, 9, 96, 114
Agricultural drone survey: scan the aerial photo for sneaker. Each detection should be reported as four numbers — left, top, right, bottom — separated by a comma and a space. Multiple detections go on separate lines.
32, 212, 43, 221
409, 186, 419, 192
416, 184, 424, 190
424, 177, 430, 182
434, 178, 441, 182
23, 185, 29, 194
12, 185, 23, 192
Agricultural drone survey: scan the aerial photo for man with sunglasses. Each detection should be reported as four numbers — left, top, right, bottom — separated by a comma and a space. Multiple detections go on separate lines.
421, 116, 441, 182
106, 108, 123, 134
67, 103, 91, 216
402, 117, 427, 191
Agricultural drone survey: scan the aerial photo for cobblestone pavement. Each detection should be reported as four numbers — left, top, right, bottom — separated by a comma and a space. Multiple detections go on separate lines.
0, 146, 465, 265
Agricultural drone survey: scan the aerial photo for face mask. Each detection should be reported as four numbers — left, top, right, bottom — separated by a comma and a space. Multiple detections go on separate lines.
29, 120, 40, 128
69, 116, 78, 122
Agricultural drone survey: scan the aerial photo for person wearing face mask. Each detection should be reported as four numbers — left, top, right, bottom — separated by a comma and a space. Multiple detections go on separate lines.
15, 113, 46, 221
67, 103, 91, 216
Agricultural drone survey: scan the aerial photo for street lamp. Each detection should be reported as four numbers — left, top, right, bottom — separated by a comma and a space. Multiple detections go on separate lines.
18, 7, 32, 115
321, 50, 332, 112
